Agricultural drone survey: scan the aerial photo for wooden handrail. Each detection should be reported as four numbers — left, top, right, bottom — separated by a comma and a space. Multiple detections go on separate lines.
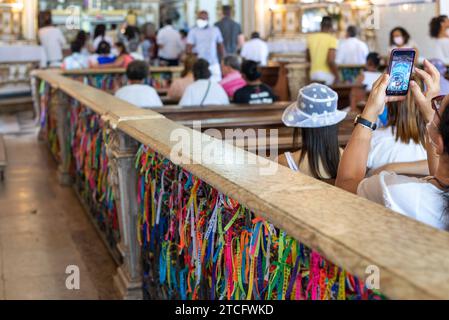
61, 66, 184, 76
33, 69, 449, 300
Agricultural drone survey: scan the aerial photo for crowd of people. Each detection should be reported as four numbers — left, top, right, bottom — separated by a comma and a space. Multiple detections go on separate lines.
36, 9, 449, 232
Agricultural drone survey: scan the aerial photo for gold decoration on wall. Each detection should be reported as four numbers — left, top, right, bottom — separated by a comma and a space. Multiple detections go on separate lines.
0, 0, 24, 41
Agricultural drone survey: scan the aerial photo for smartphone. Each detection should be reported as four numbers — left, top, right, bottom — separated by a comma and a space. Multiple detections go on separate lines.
386, 48, 416, 96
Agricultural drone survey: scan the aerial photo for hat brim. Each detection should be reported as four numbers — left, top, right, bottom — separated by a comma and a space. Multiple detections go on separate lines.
282, 101, 348, 128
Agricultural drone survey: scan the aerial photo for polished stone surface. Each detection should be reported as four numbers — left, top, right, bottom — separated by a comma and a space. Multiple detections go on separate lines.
0, 125, 119, 300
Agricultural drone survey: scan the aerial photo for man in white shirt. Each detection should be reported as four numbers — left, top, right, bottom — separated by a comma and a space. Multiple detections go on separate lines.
186, 11, 225, 82
38, 17, 67, 67
335, 26, 369, 65
157, 19, 184, 66
180, 59, 229, 106
115, 61, 163, 108
240, 32, 269, 66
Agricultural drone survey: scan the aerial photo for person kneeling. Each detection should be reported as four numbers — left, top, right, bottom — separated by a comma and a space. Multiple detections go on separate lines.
115, 60, 163, 108
278, 83, 346, 183
336, 60, 449, 231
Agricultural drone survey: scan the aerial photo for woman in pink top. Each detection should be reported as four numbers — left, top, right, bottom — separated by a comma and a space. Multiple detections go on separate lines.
219, 55, 246, 99
167, 55, 197, 101
94, 42, 134, 69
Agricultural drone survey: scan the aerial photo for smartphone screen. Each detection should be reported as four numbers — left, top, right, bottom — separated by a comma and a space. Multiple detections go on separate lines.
386, 49, 416, 96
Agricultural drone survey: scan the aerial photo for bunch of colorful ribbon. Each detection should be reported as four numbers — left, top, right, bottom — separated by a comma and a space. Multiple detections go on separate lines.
39, 81, 60, 162
69, 74, 125, 94
68, 102, 120, 246
135, 145, 384, 301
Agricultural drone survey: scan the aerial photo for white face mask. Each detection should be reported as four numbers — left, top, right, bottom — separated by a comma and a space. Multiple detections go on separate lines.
394, 36, 404, 46
196, 19, 208, 29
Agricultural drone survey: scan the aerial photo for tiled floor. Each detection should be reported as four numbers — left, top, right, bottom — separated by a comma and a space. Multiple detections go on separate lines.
0, 128, 119, 300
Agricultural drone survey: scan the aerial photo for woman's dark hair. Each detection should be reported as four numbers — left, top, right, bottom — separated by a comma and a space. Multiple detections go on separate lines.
96, 40, 111, 55
430, 16, 446, 38
180, 29, 188, 38
241, 60, 261, 81
75, 31, 87, 47
293, 125, 341, 180
438, 102, 449, 220
124, 26, 138, 41
70, 40, 83, 54
115, 42, 129, 56
126, 60, 149, 81
389, 27, 410, 46
94, 24, 106, 39
366, 52, 381, 69
193, 59, 211, 80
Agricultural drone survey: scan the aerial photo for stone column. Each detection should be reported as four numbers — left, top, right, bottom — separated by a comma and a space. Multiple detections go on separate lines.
30, 74, 41, 125
108, 129, 142, 300
286, 63, 310, 101
55, 92, 72, 186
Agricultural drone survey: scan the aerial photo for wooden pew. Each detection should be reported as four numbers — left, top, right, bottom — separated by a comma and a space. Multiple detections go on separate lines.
331, 83, 365, 110
260, 62, 290, 101
152, 103, 355, 156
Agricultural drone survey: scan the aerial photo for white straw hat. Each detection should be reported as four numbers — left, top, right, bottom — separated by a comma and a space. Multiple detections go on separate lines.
282, 83, 347, 128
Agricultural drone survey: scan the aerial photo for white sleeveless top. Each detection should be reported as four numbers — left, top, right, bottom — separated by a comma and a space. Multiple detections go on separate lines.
285, 152, 300, 172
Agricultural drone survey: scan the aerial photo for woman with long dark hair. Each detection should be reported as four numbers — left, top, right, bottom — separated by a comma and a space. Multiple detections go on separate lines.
278, 83, 346, 182
429, 16, 449, 64
336, 60, 449, 231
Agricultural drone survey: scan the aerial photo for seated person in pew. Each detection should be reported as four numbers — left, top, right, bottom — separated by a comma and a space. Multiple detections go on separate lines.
167, 55, 196, 101
336, 61, 449, 231
62, 40, 89, 70
115, 60, 163, 108
277, 83, 346, 181
350, 52, 383, 112
179, 59, 230, 107
93, 42, 134, 69
219, 55, 246, 99
89, 40, 116, 67
233, 60, 277, 105
366, 81, 429, 176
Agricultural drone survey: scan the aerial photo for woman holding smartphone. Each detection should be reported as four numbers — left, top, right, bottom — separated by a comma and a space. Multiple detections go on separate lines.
366, 77, 429, 176
336, 60, 449, 231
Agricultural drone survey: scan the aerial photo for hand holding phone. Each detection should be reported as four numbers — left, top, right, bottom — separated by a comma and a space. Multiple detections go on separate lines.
386, 48, 416, 96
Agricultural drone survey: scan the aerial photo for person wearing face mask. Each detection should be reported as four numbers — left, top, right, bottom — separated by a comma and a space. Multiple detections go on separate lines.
336, 60, 449, 232
387, 27, 418, 64
186, 11, 225, 82
429, 16, 449, 64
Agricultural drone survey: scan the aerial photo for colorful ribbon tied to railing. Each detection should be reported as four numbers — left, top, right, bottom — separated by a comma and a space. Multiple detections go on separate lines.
68, 100, 120, 251
135, 145, 385, 301
39, 80, 60, 162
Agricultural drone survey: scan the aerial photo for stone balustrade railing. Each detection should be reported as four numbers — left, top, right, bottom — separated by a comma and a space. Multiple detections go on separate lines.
31, 69, 449, 300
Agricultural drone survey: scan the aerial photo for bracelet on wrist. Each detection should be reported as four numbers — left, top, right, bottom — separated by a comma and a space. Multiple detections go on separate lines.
354, 115, 377, 131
